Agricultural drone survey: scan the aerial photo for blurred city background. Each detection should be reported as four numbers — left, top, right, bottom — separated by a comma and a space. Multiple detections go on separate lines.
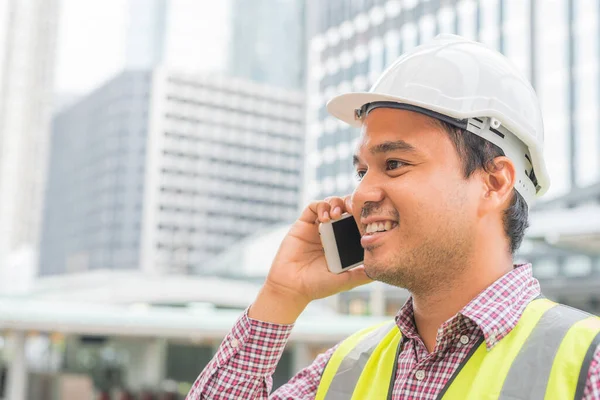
0, 0, 599, 398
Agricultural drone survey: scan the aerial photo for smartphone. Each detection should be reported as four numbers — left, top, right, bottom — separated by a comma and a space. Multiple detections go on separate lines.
319, 213, 364, 274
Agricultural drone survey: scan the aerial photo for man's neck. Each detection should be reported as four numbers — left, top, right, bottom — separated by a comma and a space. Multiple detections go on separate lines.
411, 251, 514, 353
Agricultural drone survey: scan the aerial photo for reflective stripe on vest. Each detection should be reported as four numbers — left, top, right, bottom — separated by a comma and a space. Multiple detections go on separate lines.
315, 298, 600, 400
315, 320, 402, 400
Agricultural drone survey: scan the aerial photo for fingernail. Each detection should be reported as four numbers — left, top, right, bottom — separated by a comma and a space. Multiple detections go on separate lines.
333, 207, 341, 215
323, 211, 330, 220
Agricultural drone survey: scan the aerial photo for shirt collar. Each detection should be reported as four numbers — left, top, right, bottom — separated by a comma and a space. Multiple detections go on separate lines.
395, 264, 541, 350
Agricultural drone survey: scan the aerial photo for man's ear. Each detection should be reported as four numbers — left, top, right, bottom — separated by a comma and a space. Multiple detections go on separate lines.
480, 156, 516, 211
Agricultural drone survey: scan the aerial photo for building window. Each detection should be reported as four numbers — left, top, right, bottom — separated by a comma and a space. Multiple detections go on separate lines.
348, 298, 369, 315
564, 256, 593, 277
437, 7, 456, 35
574, 0, 600, 186
368, 37, 384, 82
419, 14, 436, 43
402, 23, 418, 52
533, 258, 559, 279
384, 30, 400, 67
536, 0, 570, 198
457, 0, 478, 40
503, 0, 531, 79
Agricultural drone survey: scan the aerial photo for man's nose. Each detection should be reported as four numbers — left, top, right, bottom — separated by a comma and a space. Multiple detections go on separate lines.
352, 175, 385, 212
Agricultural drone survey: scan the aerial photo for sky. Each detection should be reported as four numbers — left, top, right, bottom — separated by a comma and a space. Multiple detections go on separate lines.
54, 0, 231, 96
54, 0, 128, 95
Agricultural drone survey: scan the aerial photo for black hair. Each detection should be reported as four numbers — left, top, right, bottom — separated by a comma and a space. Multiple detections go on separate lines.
436, 120, 529, 255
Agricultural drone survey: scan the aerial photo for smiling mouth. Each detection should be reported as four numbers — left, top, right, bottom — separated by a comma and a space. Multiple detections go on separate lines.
362, 221, 399, 236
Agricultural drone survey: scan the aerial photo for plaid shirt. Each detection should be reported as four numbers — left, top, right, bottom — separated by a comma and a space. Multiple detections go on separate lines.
187, 265, 600, 399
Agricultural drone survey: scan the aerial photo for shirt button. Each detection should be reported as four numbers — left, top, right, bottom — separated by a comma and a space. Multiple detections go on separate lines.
231, 338, 240, 348
415, 370, 426, 381
460, 335, 470, 345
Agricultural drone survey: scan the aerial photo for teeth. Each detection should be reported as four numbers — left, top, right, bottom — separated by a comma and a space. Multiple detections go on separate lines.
365, 221, 395, 234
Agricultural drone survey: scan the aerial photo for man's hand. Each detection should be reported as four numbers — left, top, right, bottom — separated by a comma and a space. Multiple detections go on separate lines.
249, 196, 372, 324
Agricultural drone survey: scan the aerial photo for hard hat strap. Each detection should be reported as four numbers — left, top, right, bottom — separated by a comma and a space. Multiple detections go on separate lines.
356, 101, 468, 131
465, 117, 538, 206
355, 101, 538, 206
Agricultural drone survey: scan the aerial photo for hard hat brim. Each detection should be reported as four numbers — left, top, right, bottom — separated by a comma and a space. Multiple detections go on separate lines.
327, 91, 551, 199
326, 92, 410, 128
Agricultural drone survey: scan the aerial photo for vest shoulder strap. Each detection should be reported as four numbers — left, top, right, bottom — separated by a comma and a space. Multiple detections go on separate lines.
316, 320, 400, 400
441, 298, 600, 400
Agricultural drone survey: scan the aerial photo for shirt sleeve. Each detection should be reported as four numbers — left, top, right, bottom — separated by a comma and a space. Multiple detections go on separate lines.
186, 308, 294, 400
270, 344, 337, 399
583, 343, 600, 399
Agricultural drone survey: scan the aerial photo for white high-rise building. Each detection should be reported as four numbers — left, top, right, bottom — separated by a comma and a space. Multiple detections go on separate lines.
39, 70, 305, 276
0, 0, 59, 288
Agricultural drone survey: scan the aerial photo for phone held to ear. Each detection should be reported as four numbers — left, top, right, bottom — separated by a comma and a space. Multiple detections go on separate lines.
319, 213, 364, 274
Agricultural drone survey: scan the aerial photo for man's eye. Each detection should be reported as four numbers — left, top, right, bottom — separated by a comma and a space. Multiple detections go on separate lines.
355, 170, 366, 181
386, 160, 406, 170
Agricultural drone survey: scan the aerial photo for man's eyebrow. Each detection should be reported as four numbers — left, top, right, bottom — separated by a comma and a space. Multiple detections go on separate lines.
353, 140, 418, 166
370, 140, 417, 155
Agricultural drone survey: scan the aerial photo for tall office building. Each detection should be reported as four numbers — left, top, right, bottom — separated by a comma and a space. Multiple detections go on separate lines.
304, 0, 600, 306
0, 0, 59, 280
125, 0, 231, 73
229, 0, 306, 89
305, 0, 600, 202
39, 70, 304, 276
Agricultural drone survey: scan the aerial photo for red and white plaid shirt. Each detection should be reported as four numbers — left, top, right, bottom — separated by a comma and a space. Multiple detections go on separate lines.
187, 265, 600, 399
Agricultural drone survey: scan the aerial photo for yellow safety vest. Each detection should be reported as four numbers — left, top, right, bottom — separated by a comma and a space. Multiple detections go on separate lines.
315, 298, 600, 400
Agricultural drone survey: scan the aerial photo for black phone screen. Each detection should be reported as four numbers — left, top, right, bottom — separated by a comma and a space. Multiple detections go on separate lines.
332, 216, 364, 269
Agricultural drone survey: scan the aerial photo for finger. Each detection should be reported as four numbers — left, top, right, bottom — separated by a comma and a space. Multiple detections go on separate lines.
316, 201, 333, 222
299, 200, 320, 224
343, 194, 353, 214
323, 196, 346, 220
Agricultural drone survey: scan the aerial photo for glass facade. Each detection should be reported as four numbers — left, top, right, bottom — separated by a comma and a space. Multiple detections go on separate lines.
305, 0, 600, 289
125, 0, 230, 73
41, 71, 305, 276
40, 72, 153, 275
229, 0, 306, 89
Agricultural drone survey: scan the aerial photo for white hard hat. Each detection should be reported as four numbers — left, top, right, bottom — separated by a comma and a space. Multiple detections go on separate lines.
327, 34, 549, 206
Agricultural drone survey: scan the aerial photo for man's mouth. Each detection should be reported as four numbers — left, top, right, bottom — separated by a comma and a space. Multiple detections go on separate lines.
362, 221, 399, 236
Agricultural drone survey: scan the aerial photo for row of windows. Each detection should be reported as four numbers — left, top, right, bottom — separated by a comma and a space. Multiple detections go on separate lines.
160, 167, 299, 191
158, 185, 298, 208
164, 112, 304, 138
532, 256, 600, 279
160, 158, 301, 187
156, 198, 296, 223
162, 141, 302, 170
154, 217, 277, 239
167, 76, 303, 106
162, 149, 301, 174
155, 223, 251, 238
158, 178, 298, 204
163, 118, 303, 142
163, 131, 301, 158
165, 93, 304, 120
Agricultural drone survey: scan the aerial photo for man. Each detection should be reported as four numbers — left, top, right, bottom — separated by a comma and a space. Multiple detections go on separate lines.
187, 35, 600, 399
